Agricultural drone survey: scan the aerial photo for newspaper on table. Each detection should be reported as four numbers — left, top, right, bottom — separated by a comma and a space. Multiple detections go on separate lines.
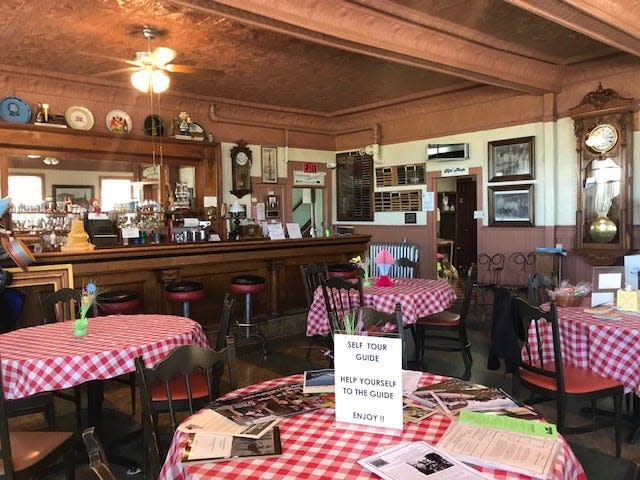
358, 441, 491, 480
437, 420, 560, 480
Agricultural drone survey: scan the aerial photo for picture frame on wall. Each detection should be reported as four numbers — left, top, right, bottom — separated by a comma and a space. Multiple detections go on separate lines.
261, 146, 278, 183
488, 184, 534, 227
52, 184, 94, 210
488, 136, 534, 182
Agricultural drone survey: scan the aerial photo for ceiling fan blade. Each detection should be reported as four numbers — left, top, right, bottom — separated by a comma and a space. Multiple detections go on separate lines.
92, 66, 138, 78
165, 64, 225, 75
151, 47, 176, 66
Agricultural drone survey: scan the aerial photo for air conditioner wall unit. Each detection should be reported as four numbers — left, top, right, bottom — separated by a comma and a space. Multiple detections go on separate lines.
427, 143, 469, 161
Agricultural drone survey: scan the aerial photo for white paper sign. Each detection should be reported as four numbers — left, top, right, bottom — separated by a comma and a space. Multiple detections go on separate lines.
598, 273, 622, 290
286, 223, 302, 239
266, 224, 286, 240
423, 191, 435, 212
120, 227, 139, 239
624, 255, 640, 290
334, 334, 403, 431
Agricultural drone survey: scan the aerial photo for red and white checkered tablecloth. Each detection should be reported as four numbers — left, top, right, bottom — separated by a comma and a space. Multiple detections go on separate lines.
527, 306, 640, 395
0, 314, 208, 400
159, 373, 585, 480
306, 278, 457, 336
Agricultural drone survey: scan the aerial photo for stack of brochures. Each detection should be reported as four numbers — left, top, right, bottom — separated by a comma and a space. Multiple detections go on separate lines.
179, 382, 332, 463
407, 378, 541, 419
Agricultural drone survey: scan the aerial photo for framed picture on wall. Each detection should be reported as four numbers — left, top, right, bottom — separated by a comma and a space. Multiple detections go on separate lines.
488, 136, 534, 182
261, 146, 278, 183
488, 184, 534, 227
52, 184, 94, 209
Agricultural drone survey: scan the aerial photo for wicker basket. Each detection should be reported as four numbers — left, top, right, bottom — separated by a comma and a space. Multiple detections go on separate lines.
553, 294, 585, 307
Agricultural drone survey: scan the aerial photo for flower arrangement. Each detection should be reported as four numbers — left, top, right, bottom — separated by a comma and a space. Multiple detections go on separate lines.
75, 281, 99, 337
350, 253, 371, 286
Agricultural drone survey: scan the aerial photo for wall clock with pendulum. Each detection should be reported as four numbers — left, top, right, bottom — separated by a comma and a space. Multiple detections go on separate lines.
230, 140, 252, 198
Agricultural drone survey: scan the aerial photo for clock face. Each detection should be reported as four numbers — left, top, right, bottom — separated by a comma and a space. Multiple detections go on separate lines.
586, 124, 618, 153
236, 151, 249, 166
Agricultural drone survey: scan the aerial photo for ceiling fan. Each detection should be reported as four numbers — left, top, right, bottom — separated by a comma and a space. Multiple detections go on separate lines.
93, 25, 218, 93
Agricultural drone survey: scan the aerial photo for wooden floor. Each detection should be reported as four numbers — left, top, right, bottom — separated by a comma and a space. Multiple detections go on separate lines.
15, 301, 640, 479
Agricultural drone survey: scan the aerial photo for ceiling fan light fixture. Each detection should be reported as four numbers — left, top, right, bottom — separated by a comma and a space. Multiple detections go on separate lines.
131, 67, 170, 93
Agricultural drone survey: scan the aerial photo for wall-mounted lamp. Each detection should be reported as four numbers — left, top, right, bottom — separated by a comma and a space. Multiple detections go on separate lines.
358, 143, 381, 164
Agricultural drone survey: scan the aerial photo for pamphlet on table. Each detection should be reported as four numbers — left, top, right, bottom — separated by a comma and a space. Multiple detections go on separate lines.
437, 421, 560, 479
303, 368, 335, 393
181, 427, 282, 464
358, 441, 490, 480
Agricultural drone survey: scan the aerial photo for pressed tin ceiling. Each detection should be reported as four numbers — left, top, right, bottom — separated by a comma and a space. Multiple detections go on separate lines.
0, 0, 637, 116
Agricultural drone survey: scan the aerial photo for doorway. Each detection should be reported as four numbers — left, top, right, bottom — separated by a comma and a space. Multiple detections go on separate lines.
292, 187, 324, 237
436, 176, 477, 274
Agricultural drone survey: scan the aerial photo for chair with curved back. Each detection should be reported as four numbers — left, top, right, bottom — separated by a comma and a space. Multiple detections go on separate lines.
82, 427, 117, 480
352, 303, 407, 368
415, 263, 475, 380
394, 257, 419, 279
36, 287, 85, 430
527, 272, 553, 307
512, 296, 624, 457
300, 264, 329, 308
0, 354, 75, 480
300, 264, 329, 360
135, 339, 238, 479
320, 276, 364, 334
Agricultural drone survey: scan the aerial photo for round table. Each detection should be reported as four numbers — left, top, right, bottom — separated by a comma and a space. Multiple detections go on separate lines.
159, 373, 586, 480
306, 277, 457, 337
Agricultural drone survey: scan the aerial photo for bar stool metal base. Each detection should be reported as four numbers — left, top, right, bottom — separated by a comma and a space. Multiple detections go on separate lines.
230, 275, 267, 359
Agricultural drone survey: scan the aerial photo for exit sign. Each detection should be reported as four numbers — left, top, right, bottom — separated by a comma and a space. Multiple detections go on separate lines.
303, 162, 317, 173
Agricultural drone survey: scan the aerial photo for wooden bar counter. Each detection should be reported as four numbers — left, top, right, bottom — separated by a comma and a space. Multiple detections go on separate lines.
5, 234, 370, 332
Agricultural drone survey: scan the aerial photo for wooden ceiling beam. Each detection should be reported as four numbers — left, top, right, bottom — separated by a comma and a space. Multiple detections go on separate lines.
170, 0, 564, 93
505, 0, 640, 57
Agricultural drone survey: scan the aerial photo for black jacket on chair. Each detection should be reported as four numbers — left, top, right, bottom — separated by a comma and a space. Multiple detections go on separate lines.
487, 287, 525, 373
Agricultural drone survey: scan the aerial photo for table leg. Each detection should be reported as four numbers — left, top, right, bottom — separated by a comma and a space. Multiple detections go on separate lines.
86, 380, 104, 428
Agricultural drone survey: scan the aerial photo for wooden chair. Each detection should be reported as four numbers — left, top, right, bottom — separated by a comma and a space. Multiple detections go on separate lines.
394, 257, 419, 278
300, 264, 329, 308
0, 355, 75, 480
512, 296, 624, 457
35, 288, 84, 429
82, 427, 116, 480
300, 264, 329, 359
135, 339, 238, 479
415, 263, 475, 380
320, 276, 364, 334
527, 272, 552, 307
352, 303, 407, 368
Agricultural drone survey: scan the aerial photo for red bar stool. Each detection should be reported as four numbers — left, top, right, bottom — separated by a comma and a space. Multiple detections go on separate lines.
97, 290, 140, 315
230, 275, 267, 358
165, 281, 205, 318
328, 264, 357, 280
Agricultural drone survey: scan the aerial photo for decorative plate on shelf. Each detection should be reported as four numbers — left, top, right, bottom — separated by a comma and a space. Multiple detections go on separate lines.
105, 109, 132, 134
65, 105, 94, 130
0, 96, 31, 123
189, 122, 205, 140
143, 114, 165, 136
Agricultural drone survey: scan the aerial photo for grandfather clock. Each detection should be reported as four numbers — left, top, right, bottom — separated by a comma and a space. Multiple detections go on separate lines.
570, 84, 633, 265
